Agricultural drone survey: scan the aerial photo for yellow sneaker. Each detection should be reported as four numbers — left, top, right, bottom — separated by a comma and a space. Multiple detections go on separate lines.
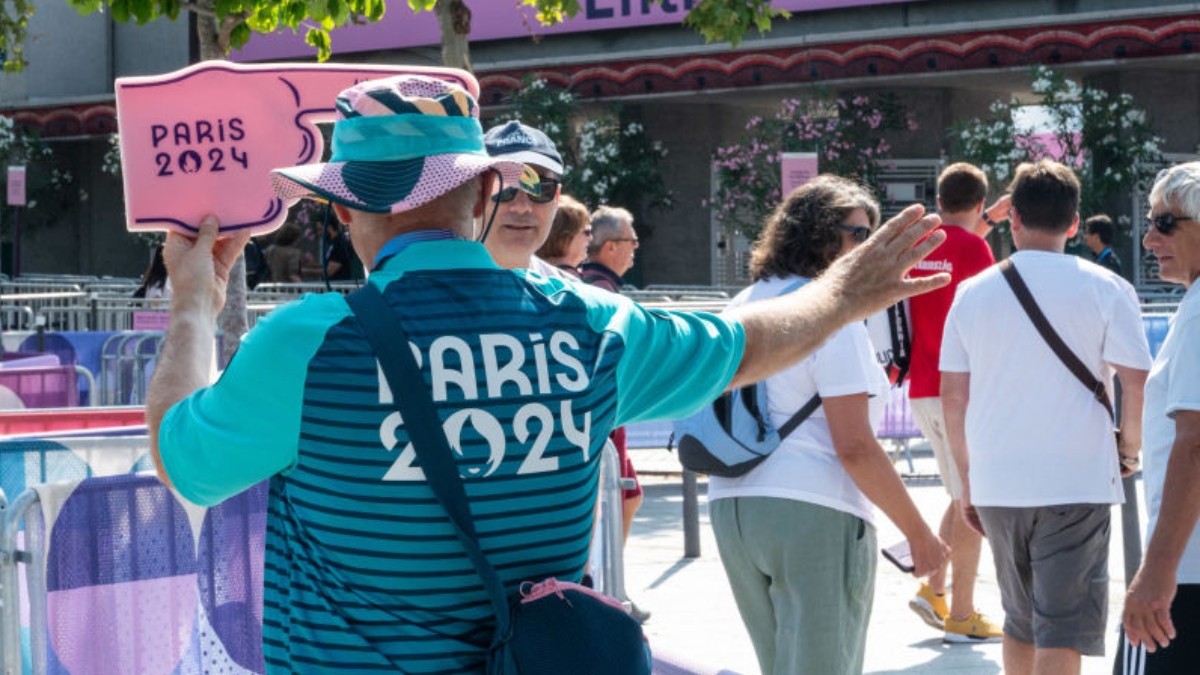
908, 583, 949, 630
943, 610, 1004, 643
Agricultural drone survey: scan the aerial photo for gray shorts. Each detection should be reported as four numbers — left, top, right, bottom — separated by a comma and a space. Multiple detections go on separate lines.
977, 503, 1111, 656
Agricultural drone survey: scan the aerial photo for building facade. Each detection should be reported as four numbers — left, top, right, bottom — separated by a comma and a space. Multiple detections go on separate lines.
2, 0, 1197, 287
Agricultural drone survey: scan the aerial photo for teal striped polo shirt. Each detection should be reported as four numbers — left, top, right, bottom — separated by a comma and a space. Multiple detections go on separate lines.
159, 239, 743, 674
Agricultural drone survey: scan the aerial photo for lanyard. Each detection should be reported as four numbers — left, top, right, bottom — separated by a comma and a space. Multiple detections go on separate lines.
371, 230, 459, 270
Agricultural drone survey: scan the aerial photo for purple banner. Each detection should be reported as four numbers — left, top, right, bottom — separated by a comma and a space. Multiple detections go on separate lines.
236, 0, 920, 62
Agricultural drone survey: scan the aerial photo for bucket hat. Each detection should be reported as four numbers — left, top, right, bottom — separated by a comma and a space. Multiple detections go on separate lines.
272, 75, 535, 214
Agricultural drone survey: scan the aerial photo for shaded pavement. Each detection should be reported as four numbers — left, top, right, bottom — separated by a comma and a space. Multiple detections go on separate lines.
624, 446, 1140, 675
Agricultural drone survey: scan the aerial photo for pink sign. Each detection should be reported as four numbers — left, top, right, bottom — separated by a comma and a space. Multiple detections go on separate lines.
7, 166, 25, 206
115, 62, 478, 237
781, 152, 819, 197
132, 311, 170, 331
235, 0, 923, 62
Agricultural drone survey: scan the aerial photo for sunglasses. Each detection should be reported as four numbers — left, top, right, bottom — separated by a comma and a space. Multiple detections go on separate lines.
1148, 212, 1196, 236
491, 179, 560, 205
837, 224, 871, 243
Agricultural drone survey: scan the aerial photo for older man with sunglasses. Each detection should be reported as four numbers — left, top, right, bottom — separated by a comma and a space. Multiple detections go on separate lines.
1120, 162, 1200, 675
482, 121, 569, 278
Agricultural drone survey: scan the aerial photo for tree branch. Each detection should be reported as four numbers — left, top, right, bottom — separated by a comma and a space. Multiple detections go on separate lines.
178, 1, 247, 23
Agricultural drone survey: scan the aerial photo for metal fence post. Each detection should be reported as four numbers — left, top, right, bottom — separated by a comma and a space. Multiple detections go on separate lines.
682, 468, 701, 558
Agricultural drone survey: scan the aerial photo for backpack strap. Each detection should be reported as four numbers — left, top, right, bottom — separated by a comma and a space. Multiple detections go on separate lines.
764, 278, 823, 440
887, 301, 911, 385
998, 258, 1114, 423
778, 393, 822, 439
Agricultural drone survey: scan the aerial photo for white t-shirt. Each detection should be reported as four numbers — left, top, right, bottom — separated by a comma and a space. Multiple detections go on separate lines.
1142, 283, 1200, 584
940, 251, 1152, 507
708, 276, 890, 526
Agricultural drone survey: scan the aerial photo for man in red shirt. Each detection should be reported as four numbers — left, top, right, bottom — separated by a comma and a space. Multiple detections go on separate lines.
908, 163, 1008, 642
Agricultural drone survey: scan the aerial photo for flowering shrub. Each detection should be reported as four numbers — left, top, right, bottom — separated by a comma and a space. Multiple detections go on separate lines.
491, 77, 671, 215
953, 66, 1163, 226
708, 93, 914, 241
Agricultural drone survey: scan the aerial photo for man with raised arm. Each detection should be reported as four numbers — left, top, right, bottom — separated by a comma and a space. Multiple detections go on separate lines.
146, 73, 948, 674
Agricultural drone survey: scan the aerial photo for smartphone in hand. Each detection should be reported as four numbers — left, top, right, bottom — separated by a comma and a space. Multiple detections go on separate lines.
882, 539, 915, 574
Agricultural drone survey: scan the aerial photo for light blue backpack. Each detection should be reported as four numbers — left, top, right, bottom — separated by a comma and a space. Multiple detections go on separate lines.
671, 280, 821, 477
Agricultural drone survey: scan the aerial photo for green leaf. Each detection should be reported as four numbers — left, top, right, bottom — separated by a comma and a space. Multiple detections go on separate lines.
361, 0, 385, 22
130, 0, 155, 24
110, 0, 131, 23
285, 2, 308, 27
66, 0, 104, 15
304, 27, 331, 62
407, 0, 437, 12
229, 21, 251, 49
329, 0, 348, 26
308, 0, 328, 21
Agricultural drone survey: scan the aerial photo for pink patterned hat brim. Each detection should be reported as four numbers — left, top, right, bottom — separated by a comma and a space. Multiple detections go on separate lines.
271, 153, 528, 214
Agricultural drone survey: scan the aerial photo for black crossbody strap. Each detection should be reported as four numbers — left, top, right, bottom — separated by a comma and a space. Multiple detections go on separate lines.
998, 259, 1114, 422
346, 283, 513, 637
778, 394, 823, 439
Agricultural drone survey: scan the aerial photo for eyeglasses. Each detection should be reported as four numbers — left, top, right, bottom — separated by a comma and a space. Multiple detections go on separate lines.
611, 237, 639, 245
1148, 212, 1197, 236
837, 224, 871, 243
492, 179, 560, 205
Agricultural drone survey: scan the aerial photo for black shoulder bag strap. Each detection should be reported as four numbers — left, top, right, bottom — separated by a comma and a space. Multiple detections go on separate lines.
998, 258, 1115, 422
345, 283, 514, 645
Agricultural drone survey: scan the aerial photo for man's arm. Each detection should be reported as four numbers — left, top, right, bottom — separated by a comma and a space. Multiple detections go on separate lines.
1124, 409, 1200, 651
726, 204, 948, 389
941, 371, 985, 536
973, 193, 1011, 238
147, 217, 251, 488
1114, 364, 1148, 476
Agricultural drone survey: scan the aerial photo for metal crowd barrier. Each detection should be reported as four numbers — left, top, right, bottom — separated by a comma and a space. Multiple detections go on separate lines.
97, 332, 163, 406
0, 431, 632, 674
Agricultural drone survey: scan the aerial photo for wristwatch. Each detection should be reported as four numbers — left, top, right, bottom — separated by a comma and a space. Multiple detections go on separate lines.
1119, 454, 1140, 470
982, 212, 997, 227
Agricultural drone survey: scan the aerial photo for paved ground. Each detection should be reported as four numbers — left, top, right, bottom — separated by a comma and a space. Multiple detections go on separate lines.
623, 445, 1143, 675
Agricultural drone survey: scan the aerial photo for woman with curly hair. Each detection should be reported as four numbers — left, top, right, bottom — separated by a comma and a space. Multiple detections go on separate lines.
708, 175, 948, 675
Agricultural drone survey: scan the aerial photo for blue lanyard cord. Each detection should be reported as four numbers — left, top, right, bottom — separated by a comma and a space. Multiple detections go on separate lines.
371, 230, 460, 270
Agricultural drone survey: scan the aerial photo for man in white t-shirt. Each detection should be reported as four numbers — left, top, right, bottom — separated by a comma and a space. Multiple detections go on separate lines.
941, 160, 1152, 675
1119, 162, 1200, 674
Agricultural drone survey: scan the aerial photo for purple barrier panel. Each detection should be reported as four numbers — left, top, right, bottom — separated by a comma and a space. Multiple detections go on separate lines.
0, 366, 78, 409
877, 381, 921, 439
0, 353, 59, 369
45, 475, 198, 675
33, 475, 268, 675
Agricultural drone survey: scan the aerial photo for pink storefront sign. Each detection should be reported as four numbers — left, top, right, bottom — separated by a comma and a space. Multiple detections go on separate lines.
235, 0, 923, 61
781, 152, 819, 197
115, 62, 477, 237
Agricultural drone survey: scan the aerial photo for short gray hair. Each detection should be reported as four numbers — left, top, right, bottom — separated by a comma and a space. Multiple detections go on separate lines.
1150, 162, 1200, 220
588, 206, 634, 256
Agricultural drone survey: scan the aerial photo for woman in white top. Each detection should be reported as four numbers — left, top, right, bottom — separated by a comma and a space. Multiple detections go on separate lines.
709, 176, 948, 675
